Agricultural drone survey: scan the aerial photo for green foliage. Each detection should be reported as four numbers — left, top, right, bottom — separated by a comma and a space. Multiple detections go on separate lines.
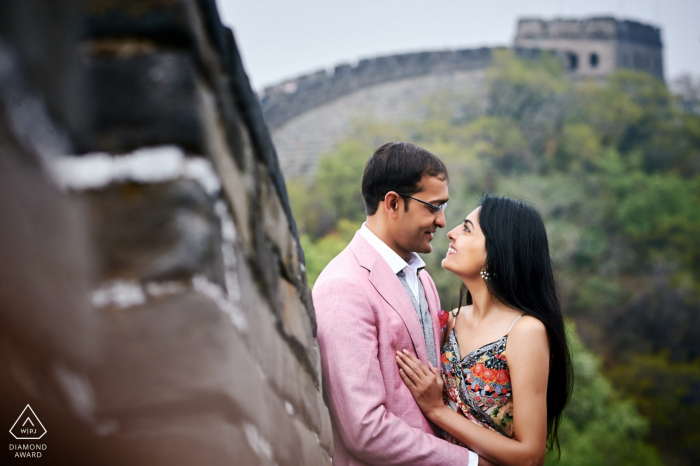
288, 51, 700, 464
608, 353, 700, 466
289, 140, 369, 237
300, 219, 361, 287
545, 328, 663, 466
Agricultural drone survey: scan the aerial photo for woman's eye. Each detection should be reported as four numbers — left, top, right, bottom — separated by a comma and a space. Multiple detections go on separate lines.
463, 224, 470, 232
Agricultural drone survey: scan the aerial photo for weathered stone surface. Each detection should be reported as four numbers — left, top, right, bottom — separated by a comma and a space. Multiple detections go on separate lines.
78, 52, 202, 153
233, 252, 329, 436
82, 0, 193, 48
89, 291, 244, 411
0, 118, 99, 367
197, 76, 255, 250
0, 0, 332, 464
293, 418, 334, 466
89, 290, 313, 463
98, 414, 266, 466
84, 179, 225, 284
271, 69, 488, 179
279, 278, 316, 355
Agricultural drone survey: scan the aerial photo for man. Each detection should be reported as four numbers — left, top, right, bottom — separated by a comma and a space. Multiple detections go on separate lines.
313, 142, 480, 466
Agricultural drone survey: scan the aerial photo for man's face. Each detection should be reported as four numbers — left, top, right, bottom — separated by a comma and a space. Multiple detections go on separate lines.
392, 174, 448, 256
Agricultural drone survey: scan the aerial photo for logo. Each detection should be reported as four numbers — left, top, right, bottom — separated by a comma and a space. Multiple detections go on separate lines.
9, 405, 46, 440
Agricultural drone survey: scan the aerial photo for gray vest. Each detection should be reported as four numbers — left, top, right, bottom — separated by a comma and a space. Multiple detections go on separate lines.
397, 270, 437, 367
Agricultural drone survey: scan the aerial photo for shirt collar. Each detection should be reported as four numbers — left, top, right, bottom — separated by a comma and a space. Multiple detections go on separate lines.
359, 223, 426, 275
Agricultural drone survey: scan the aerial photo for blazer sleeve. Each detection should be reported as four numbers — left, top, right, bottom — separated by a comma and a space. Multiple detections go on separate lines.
314, 276, 472, 466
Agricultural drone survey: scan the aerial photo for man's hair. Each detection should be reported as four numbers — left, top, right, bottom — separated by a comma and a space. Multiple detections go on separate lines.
361, 142, 449, 215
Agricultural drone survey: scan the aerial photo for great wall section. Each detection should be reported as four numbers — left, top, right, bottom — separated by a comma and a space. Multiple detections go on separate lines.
262, 17, 663, 179
0, 1, 331, 464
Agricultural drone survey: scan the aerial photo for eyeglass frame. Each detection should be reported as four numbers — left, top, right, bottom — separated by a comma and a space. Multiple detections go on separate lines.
381, 192, 447, 214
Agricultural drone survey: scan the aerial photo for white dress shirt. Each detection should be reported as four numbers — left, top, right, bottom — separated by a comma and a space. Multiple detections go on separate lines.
359, 223, 425, 300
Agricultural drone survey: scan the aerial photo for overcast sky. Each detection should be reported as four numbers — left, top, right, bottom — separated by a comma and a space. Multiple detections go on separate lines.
217, 0, 699, 91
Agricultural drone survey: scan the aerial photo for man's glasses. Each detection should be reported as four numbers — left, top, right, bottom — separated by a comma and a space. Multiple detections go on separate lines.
396, 193, 447, 214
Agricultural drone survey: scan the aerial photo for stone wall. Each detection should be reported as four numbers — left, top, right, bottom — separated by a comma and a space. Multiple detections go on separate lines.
261, 47, 545, 132
0, 1, 331, 465
264, 16, 664, 181
264, 48, 546, 179
273, 69, 488, 178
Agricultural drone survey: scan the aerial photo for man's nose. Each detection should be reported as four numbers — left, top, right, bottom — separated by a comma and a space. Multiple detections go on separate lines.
435, 209, 446, 228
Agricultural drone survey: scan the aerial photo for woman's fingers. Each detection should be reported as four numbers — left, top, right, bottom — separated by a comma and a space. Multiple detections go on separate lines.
402, 349, 432, 377
398, 367, 415, 389
396, 353, 421, 384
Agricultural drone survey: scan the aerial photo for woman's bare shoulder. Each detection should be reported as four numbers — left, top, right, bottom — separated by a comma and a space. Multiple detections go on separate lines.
507, 315, 548, 349
447, 305, 472, 333
450, 304, 473, 315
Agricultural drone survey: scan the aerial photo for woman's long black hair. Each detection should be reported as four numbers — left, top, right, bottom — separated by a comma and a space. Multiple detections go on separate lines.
457, 193, 573, 454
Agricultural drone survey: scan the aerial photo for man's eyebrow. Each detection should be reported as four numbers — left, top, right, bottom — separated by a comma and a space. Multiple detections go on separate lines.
430, 198, 449, 204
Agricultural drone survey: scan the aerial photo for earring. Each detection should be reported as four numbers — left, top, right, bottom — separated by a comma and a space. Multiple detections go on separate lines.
480, 265, 492, 280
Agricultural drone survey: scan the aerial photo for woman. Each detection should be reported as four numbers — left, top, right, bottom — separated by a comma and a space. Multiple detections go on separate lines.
396, 194, 573, 466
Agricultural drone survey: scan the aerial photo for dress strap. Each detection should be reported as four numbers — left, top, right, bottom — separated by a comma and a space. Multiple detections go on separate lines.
507, 314, 526, 334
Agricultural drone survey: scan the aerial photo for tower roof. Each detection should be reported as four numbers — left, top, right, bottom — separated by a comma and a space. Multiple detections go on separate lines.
516, 17, 662, 47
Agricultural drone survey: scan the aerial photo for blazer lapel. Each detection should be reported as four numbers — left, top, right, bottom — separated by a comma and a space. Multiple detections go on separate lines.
419, 270, 443, 363
350, 233, 430, 364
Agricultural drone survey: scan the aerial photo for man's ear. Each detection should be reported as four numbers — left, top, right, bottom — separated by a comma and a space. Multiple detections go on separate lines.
384, 192, 401, 219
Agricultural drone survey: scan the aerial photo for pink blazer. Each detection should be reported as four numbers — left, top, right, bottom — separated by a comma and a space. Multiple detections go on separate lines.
313, 233, 471, 466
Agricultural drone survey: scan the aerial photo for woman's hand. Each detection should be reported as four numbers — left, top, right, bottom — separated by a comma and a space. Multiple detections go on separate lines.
396, 350, 447, 420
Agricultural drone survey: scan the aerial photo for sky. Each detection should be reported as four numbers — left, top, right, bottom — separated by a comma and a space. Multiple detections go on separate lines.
217, 0, 699, 91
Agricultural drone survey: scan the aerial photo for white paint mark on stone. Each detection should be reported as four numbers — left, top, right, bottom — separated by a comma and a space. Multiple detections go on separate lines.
285, 401, 295, 416
51, 146, 221, 195
192, 275, 248, 333
53, 365, 95, 420
183, 156, 222, 195
214, 200, 242, 302
145, 281, 186, 297
243, 423, 273, 461
91, 280, 146, 309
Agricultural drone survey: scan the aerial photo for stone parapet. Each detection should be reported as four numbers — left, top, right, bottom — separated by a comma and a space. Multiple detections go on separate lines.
0, 0, 329, 464
262, 47, 544, 131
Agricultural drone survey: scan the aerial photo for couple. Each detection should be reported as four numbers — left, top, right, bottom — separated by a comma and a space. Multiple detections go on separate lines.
313, 142, 573, 466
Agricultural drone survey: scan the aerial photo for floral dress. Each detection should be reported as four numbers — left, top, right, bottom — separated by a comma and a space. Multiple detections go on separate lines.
440, 315, 524, 444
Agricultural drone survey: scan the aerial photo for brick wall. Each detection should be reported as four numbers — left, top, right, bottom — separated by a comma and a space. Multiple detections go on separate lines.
0, 1, 332, 464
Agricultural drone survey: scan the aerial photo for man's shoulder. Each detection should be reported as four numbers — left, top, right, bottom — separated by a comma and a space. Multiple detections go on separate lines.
313, 242, 366, 290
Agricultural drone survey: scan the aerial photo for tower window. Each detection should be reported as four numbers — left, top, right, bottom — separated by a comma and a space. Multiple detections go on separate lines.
590, 53, 599, 68
567, 53, 578, 71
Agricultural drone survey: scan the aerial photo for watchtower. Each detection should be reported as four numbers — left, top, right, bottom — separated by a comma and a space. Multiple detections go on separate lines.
514, 17, 663, 80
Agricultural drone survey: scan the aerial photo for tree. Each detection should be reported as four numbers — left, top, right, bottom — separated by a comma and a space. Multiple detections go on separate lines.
545, 328, 663, 466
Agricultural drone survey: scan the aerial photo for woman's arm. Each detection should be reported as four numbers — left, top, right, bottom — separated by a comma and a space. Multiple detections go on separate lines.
396, 316, 550, 466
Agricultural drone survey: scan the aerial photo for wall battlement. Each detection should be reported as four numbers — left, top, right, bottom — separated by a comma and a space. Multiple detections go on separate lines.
261, 47, 544, 130
263, 15, 664, 180
516, 17, 662, 47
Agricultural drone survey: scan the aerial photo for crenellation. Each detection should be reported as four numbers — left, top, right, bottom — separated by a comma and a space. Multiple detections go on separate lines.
262, 47, 502, 131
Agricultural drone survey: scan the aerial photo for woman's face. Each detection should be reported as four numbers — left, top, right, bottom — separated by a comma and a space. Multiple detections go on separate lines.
441, 206, 487, 279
